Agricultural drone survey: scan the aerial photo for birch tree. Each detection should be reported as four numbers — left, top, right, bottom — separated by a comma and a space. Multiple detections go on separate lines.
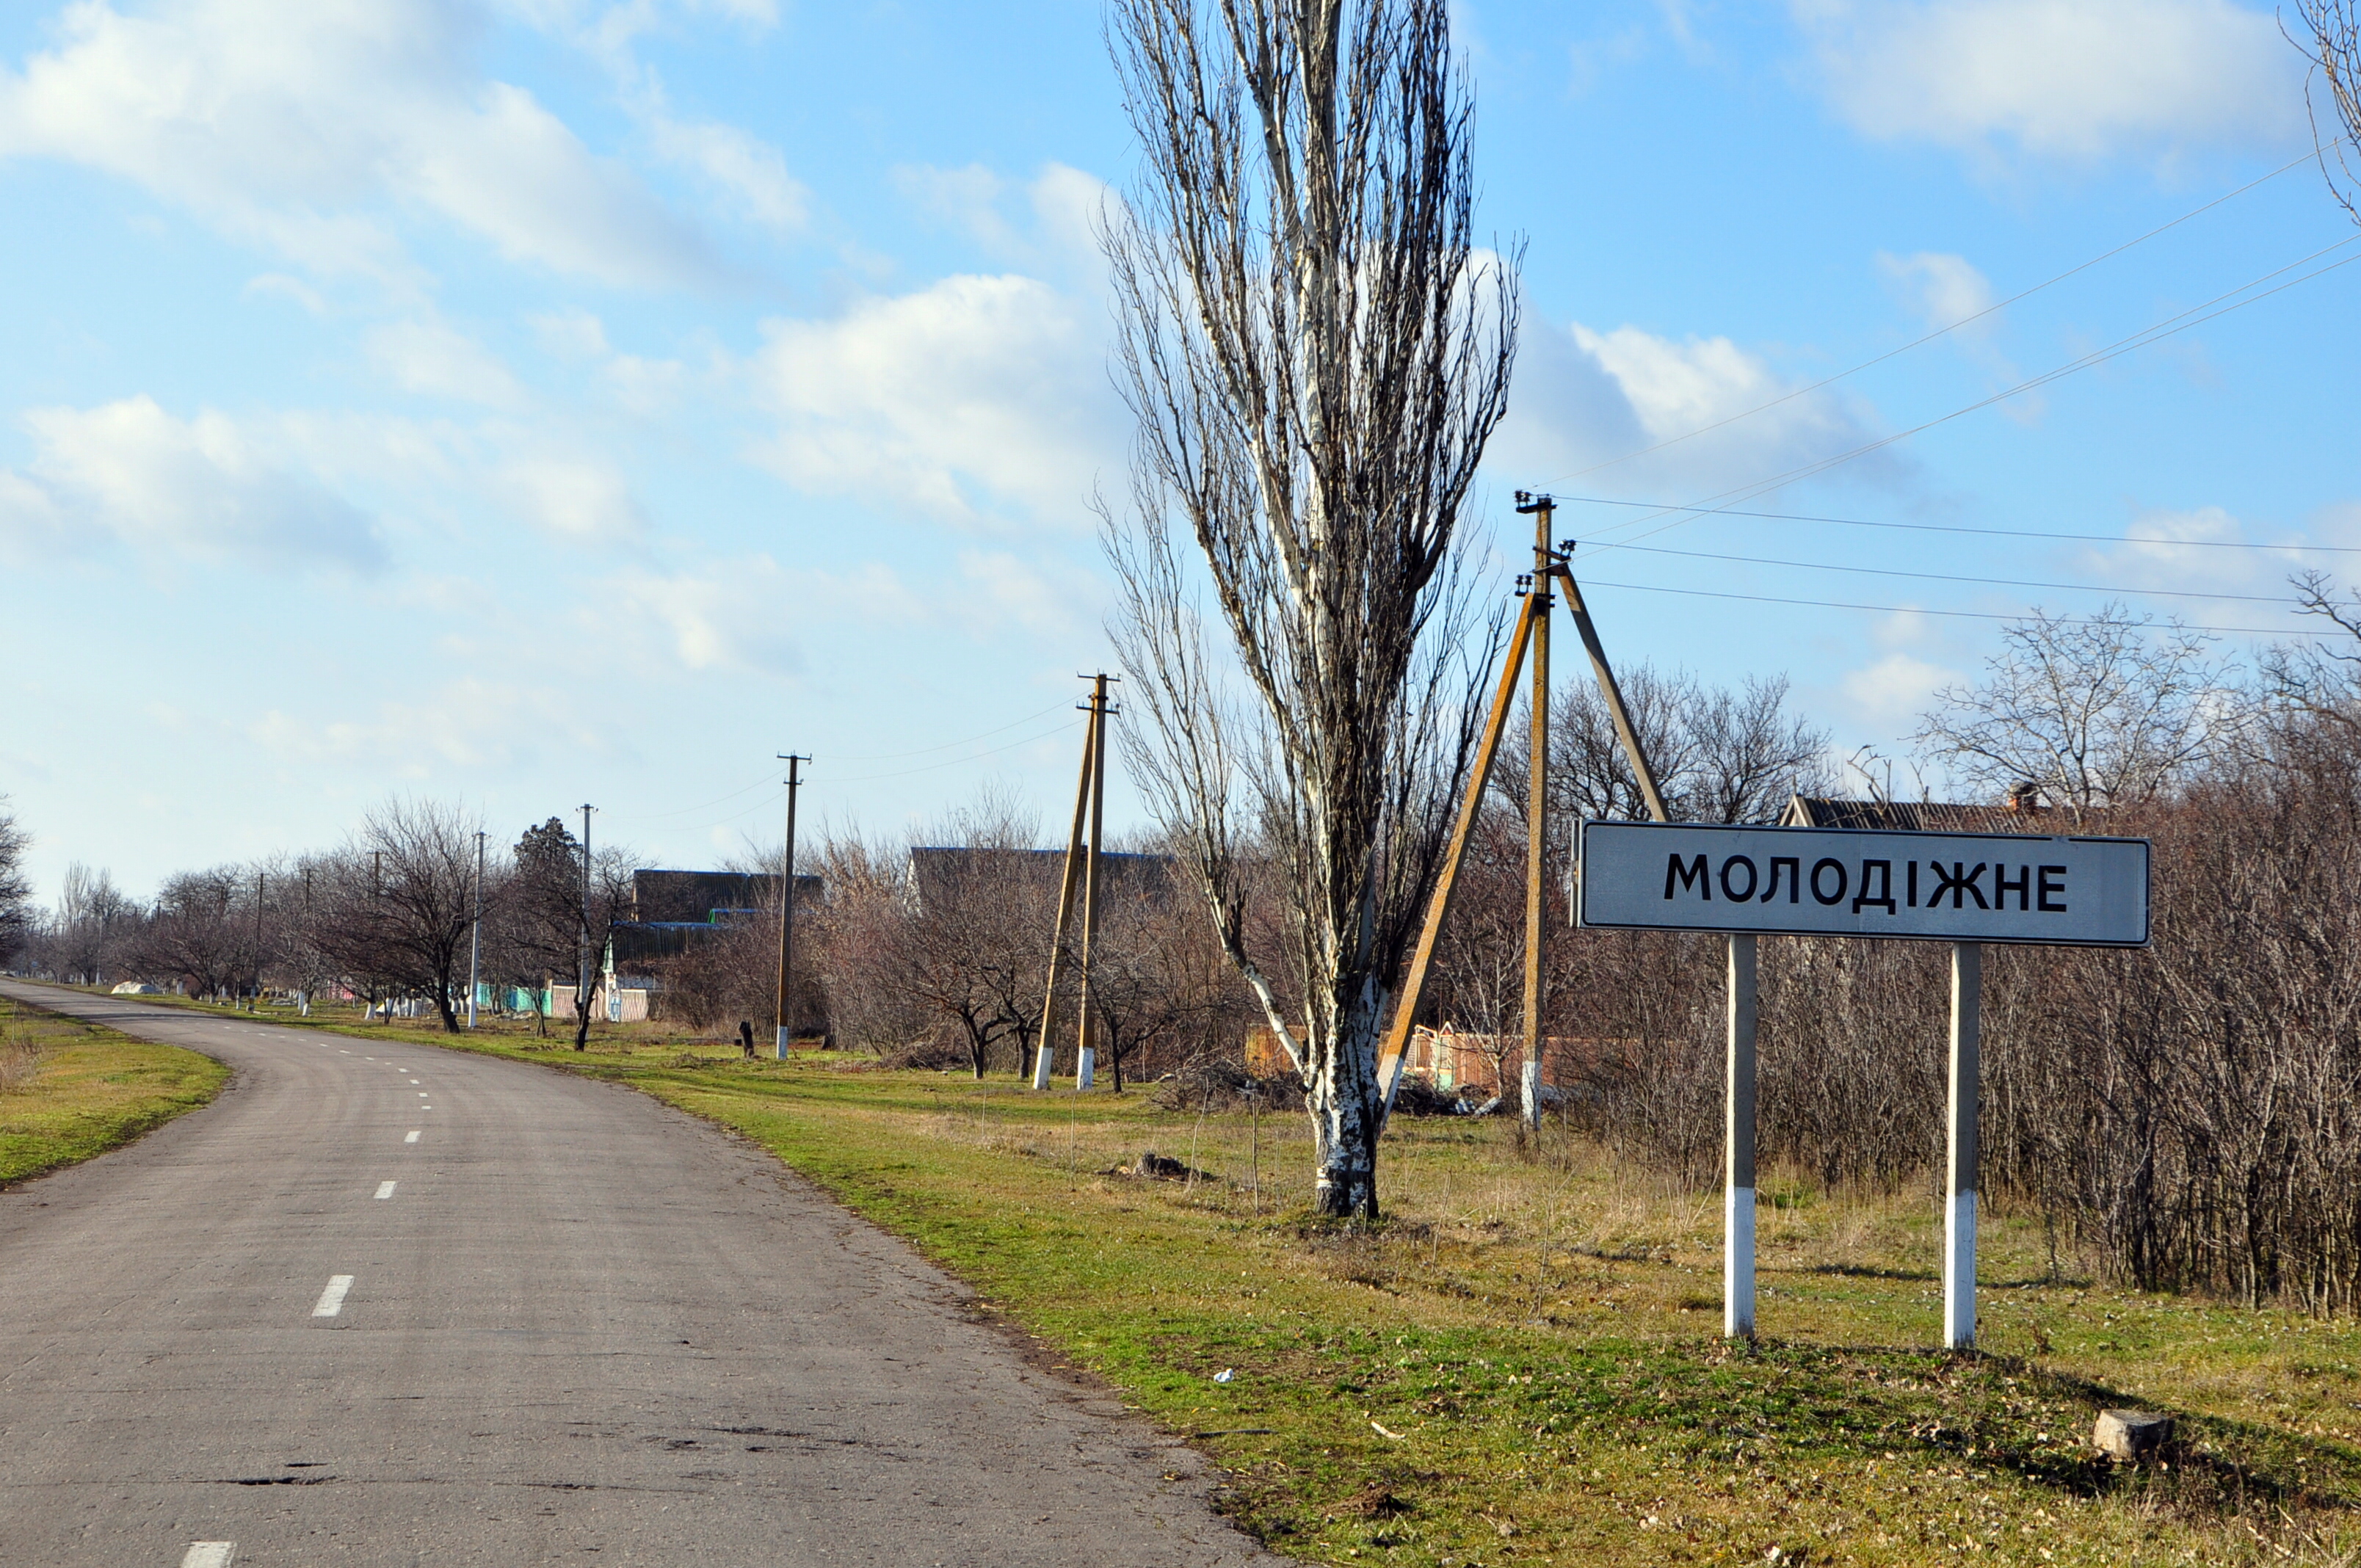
1100, 0, 1517, 1216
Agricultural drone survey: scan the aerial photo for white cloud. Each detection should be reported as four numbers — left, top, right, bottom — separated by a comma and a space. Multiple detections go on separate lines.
1875, 250, 2036, 417
365, 319, 526, 407
0, 0, 721, 287
0, 396, 383, 570
1876, 251, 1996, 335
1492, 317, 1893, 500
747, 271, 1119, 527
1842, 650, 1957, 722
492, 451, 647, 542
649, 113, 805, 232
891, 162, 1110, 281
1794, 0, 2303, 166
609, 556, 926, 678
246, 675, 541, 769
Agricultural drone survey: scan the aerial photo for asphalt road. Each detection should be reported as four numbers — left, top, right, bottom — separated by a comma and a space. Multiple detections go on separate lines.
0, 981, 1287, 1568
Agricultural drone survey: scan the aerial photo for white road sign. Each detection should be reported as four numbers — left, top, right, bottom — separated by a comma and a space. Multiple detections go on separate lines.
1578, 821, 2150, 947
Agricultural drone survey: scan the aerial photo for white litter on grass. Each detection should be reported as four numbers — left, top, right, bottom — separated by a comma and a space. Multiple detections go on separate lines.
1213, 1368, 1234, 1383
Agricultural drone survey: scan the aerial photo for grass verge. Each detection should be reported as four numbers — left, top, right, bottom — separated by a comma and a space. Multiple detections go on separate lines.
0, 993, 230, 1186
110, 993, 2361, 1566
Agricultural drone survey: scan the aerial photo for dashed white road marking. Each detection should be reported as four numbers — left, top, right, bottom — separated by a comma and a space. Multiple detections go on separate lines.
181, 1544, 236, 1568
418, 1092, 429, 1097
408, 1078, 420, 1084
312, 1276, 354, 1318
374, 1180, 397, 1200
405, 1130, 421, 1144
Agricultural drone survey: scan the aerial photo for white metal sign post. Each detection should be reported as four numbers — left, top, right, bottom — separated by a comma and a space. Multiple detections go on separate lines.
1578, 821, 2150, 1349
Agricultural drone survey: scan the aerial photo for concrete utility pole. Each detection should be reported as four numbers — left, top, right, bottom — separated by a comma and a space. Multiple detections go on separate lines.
468, 829, 485, 1028
1517, 495, 1553, 1130
253, 869, 264, 1008
1075, 674, 1115, 1091
775, 755, 808, 1059
579, 805, 595, 1023
1034, 707, 1098, 1090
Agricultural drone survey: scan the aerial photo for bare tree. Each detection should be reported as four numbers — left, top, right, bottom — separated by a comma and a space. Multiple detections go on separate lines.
2296, 1, 2361, 225
507, 817, 634, 1049
1913, 604, 2242, 820
0, 798, 31, 970
1537, 665, 1829, 826
881, 796, 1056, 1079
48, 863, 136, 985
139, 867, 261, 998
1102, 0, 1517, 1216
360, 800, 484, 1032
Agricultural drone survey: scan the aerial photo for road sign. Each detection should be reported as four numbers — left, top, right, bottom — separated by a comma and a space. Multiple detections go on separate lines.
1577, 821, 2150, 947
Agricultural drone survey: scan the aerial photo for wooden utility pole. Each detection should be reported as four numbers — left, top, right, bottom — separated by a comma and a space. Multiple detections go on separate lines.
1034, 703, 1098, 1090
775, 755, 808, 1059
1374, 494, 1669, 1128
579, 804, 595, 1024
1075, 675, 1114, 1091
1519, 495, 1553, 1130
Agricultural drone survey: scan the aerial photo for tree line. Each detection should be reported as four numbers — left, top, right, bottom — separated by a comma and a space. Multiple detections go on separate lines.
8, 802, 634, 1049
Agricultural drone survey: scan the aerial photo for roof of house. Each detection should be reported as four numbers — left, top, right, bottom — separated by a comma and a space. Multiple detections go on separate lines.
1780, 794, 2061, 833
900, 846, 1175, 910
631, 868, 821, 923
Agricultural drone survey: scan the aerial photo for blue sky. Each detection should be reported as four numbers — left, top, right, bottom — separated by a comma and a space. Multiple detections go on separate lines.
1, 0, 2356, 901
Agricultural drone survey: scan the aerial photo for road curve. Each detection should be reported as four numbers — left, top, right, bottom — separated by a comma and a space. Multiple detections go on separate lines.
0, 981, 1286, 1568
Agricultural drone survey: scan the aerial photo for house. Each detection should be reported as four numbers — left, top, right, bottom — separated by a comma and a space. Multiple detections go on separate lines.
630, 868, 821, 924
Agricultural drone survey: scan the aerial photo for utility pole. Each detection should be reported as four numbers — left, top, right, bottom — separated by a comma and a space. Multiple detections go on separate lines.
468, 828, 485, 1028
1076, 674, 1116, 1091
579, 805, 595, 1028
1517, 493, 1553, 1130
775, 755, 808, 1059
253, 868, 264, 1009
1372, 493, 1670, 1125
1033, 703, 1098, 1090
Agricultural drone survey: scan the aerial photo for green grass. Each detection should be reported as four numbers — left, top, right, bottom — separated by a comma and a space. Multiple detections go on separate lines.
120, 991, 2361, 1565
0, 995, 230, 1186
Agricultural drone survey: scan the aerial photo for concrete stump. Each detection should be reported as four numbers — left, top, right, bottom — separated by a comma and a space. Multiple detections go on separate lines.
2093, 1409, 2174, 1462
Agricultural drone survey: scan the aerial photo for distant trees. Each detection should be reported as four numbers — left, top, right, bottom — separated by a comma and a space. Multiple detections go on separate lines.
139, 868, 264, 998
48, 864, 136, 985
355, 801, 482, 1033
1913, 605, 2241, 821
0, 797, 30, 970
505, 817, 634, 1049
1539, 667, 1832, 827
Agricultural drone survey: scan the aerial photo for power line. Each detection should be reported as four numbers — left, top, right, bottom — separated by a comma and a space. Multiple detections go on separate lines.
1573, 576, 2332, 638
1581, 236, 2361, 551
1537, 148, 2326, 487
1584, 540, 2302, 603
1562, 496, 2361, 556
